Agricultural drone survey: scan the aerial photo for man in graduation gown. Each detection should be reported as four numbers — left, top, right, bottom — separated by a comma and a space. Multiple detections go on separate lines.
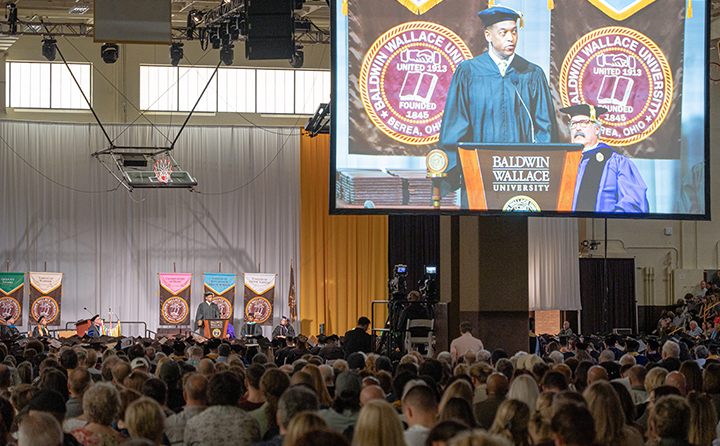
438, 5, 558, 207
240, 313, 263, 341
195, 292, 220, 330
559, 103, 648, 213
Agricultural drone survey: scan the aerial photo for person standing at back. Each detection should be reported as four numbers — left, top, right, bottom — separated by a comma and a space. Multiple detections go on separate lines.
344, 317, 372, 359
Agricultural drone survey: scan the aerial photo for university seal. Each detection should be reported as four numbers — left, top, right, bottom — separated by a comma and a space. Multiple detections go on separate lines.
559, 26, 672, 146
32, 297, 59, 323
162, 297, 189, 324
359, 21, 472, 145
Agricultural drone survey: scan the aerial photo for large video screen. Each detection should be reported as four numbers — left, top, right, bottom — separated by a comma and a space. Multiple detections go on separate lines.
330, 0, 709, 219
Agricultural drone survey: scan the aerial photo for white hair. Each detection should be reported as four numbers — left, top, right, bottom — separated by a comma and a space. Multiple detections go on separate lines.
599, 349, 616, 363
548, 351, 564, 365
619, 354, 636, 366
476, 350, 492, 363
662, 340, 680, 359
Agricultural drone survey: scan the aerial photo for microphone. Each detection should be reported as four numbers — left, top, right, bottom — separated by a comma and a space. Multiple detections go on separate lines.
83, 307, 93, 316
509, 73, 536, 143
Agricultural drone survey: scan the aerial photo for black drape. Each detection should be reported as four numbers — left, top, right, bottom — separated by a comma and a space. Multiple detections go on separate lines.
388, 215, 440, 296
579, 258, 637, 335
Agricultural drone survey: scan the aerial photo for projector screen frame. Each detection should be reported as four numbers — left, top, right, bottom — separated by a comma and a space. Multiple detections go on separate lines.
329, 0, 711, 221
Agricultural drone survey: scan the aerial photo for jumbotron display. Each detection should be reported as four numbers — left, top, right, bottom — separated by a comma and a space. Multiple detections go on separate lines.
330, 0, 709, 218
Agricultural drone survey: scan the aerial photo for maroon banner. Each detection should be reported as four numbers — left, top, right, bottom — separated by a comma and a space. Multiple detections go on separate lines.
550, 0, 684, 159
159, 273, 192, 325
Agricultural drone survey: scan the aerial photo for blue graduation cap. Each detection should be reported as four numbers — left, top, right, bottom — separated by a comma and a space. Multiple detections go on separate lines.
477, 4, 523, 28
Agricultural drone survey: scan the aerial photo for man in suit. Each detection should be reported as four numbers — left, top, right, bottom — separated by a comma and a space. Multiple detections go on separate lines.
195, 292, 220, 330
474, 372, 508, 429
32, 316, 50, 337
344, 317, 372, 359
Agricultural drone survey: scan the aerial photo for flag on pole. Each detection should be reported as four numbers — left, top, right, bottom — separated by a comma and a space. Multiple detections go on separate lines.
288, 265, 297, 324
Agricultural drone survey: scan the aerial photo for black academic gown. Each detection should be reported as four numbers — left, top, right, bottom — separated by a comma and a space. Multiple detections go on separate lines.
195, 302, 220, 327
438, 52, 558, 206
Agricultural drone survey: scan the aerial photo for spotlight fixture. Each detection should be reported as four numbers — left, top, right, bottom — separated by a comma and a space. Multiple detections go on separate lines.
101, 43, 119, 64
189, 10, 203, 25
186, 10, 203, 39
169, 42, 183, 66
220, 42, 234, 66
289, 47, 304, 69
41, 38, 57, 61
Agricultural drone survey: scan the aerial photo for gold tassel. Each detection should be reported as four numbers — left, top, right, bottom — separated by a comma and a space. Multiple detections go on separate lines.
548, 0, 554, 9
687, 0, 692, 18
488, 0, 495, 6
519, 16, 524, 28
343, 0, 348, 15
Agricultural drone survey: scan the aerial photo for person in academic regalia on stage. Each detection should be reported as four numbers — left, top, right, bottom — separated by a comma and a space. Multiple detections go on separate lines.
438, 4, 559, 207
559, 103, 649, 213
86, 315, 103, 337
240, 313, 263, 341
195, 292, 221, 330
32, 316, 50, 338
271, 316, 295, 340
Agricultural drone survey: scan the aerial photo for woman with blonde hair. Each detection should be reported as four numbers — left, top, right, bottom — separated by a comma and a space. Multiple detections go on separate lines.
125, 397, 165, 445
449, 429, 511, 446
583, 381, 643, 446
282, 411, 327, 446
507, 374, 539, 410
351, 399, 405, 446
438, 379, 474, 415
687, 391, 718, 446
529, 392, 554, 446
302, 364, 333, 407
489, 399, 531, 446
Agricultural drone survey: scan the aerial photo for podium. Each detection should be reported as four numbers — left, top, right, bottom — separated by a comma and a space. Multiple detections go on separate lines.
456, 142, 584, 212
202, 319, 229, 339
75, 319, 91, 337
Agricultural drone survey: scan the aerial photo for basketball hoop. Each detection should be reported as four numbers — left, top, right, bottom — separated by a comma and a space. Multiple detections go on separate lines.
153, 159, 173, 183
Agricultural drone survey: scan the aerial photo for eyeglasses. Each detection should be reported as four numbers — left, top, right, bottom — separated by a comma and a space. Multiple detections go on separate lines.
568, 119, 593, 129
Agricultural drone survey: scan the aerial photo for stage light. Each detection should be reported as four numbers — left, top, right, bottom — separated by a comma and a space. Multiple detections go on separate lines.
220, 42, 234, 66
41, 38, 57, 61
289, 48, 304, 68
190, 10, 203, 25
101, 43, 119, 64
186, 10, 203, 39
169, 42, 183, 66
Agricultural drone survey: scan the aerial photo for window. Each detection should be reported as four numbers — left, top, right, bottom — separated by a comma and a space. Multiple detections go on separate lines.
139, 65, 330, 115
6, 62, 91, 109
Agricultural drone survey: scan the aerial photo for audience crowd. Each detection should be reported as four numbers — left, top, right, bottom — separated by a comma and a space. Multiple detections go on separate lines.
2, 312, 720, 446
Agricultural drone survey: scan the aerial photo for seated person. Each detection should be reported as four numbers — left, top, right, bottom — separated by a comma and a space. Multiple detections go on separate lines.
220, 310, 236, 340
272, 316, 296, 340
239, 313, 263, 341
0, 315, 20, 338
86, 315, 103, 337
32, 316, 50, 337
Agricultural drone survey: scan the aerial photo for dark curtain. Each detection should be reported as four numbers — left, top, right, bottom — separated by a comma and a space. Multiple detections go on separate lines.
388, 215, 440, 297
579, 258, 637, 335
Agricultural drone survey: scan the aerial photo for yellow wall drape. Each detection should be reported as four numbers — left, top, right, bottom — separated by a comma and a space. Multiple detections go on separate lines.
300, 132, 388, 337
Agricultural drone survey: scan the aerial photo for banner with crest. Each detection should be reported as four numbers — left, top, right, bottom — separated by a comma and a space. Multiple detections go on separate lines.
243, 273, 275, 326
0, 273, 24, 323
203, 273, 236, 321
550, 0, 685, 159
159, 273, 192, 325
28, 272, 62, 326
